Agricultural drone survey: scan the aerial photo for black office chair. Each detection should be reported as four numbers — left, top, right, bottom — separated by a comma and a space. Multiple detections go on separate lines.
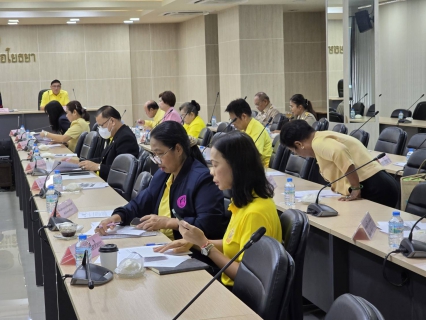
352, 102, 365, 116
136, 150, 152, 177
337, 79, 343, 98
332, 124, 348, 134
138, 145, 144, 158
38, 89, 49, 110
405, 183, 426, 217
279, 209, 310, 320
269, 135, 281, 168
271, 145, 292, 173
285, 154, 310, 179
329, 111, 344, 123
197, 128, 213, 147
107, 154, 138, 201
79, 131, 101, 160
413, 102, 426, 120
312, 118, 329, 131
74, 131, 88, 158
233, 236, 295, 320
366, 104, 375, 117
270, 113, 288, 132
404, 133, 426, 155
374, 127, 407, 155
325, 293, 384, 320
92, 123, 99, 132
210, 132, 226, 146
350, 129, 370, 148
131, 171, 152, 200
390, 109, 412, 118
402, 149, 426, 177
306, 158, 328, 185
223, 189, 232, 219
216, 122, 233, 133
251, 110, 258, 118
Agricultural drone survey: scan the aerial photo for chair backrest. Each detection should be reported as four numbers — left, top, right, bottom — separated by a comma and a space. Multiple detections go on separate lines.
279, 209, 310, 320
405, 183, 426, 217
374, 127, 407, 155
338, 79, 343, 98
271, 145, 292, 173
136, 150, 152, 177
216, 122, 229, 133
270, 113, 287, 132
390, 109, 412, 118
312, 118, 329, 131
325, 293, 385, 320
332, 124, 348, 134
210, 132, 226, 147
131, 171, 152, 200
306, 158, 328, 185
233, 236, 295, 320
138, 145, 144, 158
366, 104, 376, 117
269, 135, 281, 168
107, 154, 138, 201
79, 131, 100, 160
413, 102, 426, 120
223, 190, 232, 219
285, 154, 310, 179
38, 89, 49, 110
329, 111, 344, 123
251, 109, 258, 118
352, 102, 365, 116
92, 123, 99, 132
74, 131, 88, 158
402, 149, 426, 176
197, 127, 213, 147
350, 129, 370, 148
404, 133, 426, 155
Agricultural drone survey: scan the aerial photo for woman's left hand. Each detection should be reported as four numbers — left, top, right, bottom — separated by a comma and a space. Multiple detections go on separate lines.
178, 221, 208, 248
138, 215, 170, 231
338, 189, 362, 201
78, 160, 98, 171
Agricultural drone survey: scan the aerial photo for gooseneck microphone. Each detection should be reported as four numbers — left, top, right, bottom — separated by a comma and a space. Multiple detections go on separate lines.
207, 92, 220, 126
397, 94, 425, 124
254, 117, 273, 144
399, 212, 426, 258
225, 117, 237, 131
172, 227, 266, 320
407, 94, 424, 113
350, 111, 379, 138
153, 109, 173, 129
350, 93, 368, 113
307, 152, 386, 217
82, 250, 95, 289
38, 161, 62, 199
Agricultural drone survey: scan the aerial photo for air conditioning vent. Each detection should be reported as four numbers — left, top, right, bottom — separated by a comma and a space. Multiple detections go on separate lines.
190, 0, 247, 5
161, 11, 206, 17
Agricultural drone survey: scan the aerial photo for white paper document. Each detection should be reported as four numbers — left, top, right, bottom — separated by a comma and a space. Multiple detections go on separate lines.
266, 170, 286, 177
293, 190, 340, 198
79, 182, 109, 189
54, 153, 77, 157
393, 162, 407, 167
85, 222, 156, 239
377, 221, 426, 238
78, 210, 114, 219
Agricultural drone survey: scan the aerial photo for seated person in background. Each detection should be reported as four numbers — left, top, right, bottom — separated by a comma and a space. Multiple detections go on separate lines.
156, 131, 282, 288
78, 106, 139, 181
290, 93, 317, 126
225, 98, 272, 167
44, 101, 70, 134
40, 79, 70, 110
254, 92, 280, 126
179, 100, 206, 138
158, 91, 182, 123
280, 120, 399, 208
137, 100, 165, 129
97, 121, 227, 241
41, 101, 89, 152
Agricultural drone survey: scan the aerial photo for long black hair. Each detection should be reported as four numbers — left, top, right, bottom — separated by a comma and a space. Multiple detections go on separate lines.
290, 93, 317, 119
151, 121, 207, 167
212, 131, 274, 208
44, 101, 67, 133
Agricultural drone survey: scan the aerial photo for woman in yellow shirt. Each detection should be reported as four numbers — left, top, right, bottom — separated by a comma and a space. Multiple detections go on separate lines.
156, 131, 282, 287
279, 120, 399, 207
179, 100, 206, 138
41, 101, 90, 152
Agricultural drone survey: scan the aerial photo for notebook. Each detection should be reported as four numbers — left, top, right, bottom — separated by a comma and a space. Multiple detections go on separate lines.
149, 258, 209, 275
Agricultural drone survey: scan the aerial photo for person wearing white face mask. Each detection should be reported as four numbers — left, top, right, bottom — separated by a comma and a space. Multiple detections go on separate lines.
78, 105, 139, 181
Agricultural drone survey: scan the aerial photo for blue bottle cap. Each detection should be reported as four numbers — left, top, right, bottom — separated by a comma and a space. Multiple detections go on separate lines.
287, 178, 293, 182
392, 211, 400, 216
78, 234, 87, 240
54, 170, 60, 174
48, 185, 54, 190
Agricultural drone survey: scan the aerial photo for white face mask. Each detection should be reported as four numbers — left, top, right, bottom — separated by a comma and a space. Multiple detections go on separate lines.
98, 126, 111, 139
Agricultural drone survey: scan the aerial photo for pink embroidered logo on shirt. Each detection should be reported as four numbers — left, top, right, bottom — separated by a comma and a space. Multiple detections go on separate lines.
177, 195, 187, 208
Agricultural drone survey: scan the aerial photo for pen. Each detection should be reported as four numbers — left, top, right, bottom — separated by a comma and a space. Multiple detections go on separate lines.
97, 222, 121, 228
145, 243, 167, 246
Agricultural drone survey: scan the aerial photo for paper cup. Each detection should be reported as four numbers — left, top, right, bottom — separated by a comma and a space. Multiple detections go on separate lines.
99, 244, 118, 272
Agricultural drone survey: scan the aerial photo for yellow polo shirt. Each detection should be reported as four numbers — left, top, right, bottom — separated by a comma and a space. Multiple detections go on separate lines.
64, 118, 90, 152
222, 196, 282, 287
312, 131, 383, 196
40, 90, 70, 109
145, 109, 165, 129
244, 118, 273, 167
157, 175, 174, 240
183, 116, 206, 138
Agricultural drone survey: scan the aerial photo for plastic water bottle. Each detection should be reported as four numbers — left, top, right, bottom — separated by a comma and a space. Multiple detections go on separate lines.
24, 129, 29, 141
284, 178, 295, 208
211, 115, 217, 127
75, 235, 92, 267
350, 108, 355, 119
406, 148, 414, 161
45, 185, 58, 214
53, 170, 63, 192
27, 135, 35, 149
134, 127, 141, 140
144, 130, 151, 145
32, 148, 42, 161
389, 211, 404, 249
398, 111, 404, 121
19, 124, 25, 135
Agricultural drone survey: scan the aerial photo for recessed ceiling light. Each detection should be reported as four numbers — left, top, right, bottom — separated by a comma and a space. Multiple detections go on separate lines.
67, 21, 77, 24
70, 19, 80, 22
8, 22, 18, 25
130, 18, 139, 21
124, 20, 133, 24
8, 20, 19, 22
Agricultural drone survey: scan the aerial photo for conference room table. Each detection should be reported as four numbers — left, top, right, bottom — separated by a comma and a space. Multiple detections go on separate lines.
11, 139, 261, 320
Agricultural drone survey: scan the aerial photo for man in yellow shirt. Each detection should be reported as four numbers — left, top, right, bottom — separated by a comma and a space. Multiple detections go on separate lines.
137, 100, 165, 129
40, 79, 70, 110
225, 98, 272, 167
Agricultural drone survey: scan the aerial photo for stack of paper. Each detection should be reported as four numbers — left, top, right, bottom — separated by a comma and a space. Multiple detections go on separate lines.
78, 210, 114, 219
293, 190, 340, 198
85, 222, 156, 239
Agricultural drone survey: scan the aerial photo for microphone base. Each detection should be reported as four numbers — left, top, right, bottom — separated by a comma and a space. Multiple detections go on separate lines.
39, 188, 61, 199
398, 119, 412, 124
71, 263, 113, 286
48, 217, 72, 231
399, 238, 426, 258
32, 168, 48, 176
307, 203, 338, 217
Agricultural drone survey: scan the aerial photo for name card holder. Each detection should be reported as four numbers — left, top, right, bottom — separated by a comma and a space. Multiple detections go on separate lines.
17, 140, 28, 151
60, 234, 104, 265
31, 177, 47, 191
352, 211, 377, 241
25, 160, 46, 173
50, 199, 78, 219
378, 154, 392, 166
9, 129, 18, 136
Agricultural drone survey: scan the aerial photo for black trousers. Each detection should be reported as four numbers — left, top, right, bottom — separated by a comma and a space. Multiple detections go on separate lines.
361, 170, 399, 208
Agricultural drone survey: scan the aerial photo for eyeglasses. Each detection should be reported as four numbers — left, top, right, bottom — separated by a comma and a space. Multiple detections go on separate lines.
51, 85, 61, 88
99, 117, 111, 128
149, 147, 173, 165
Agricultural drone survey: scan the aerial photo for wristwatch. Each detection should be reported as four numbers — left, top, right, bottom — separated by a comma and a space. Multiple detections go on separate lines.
201, 241, 214, 256
97, 164, 101, 171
